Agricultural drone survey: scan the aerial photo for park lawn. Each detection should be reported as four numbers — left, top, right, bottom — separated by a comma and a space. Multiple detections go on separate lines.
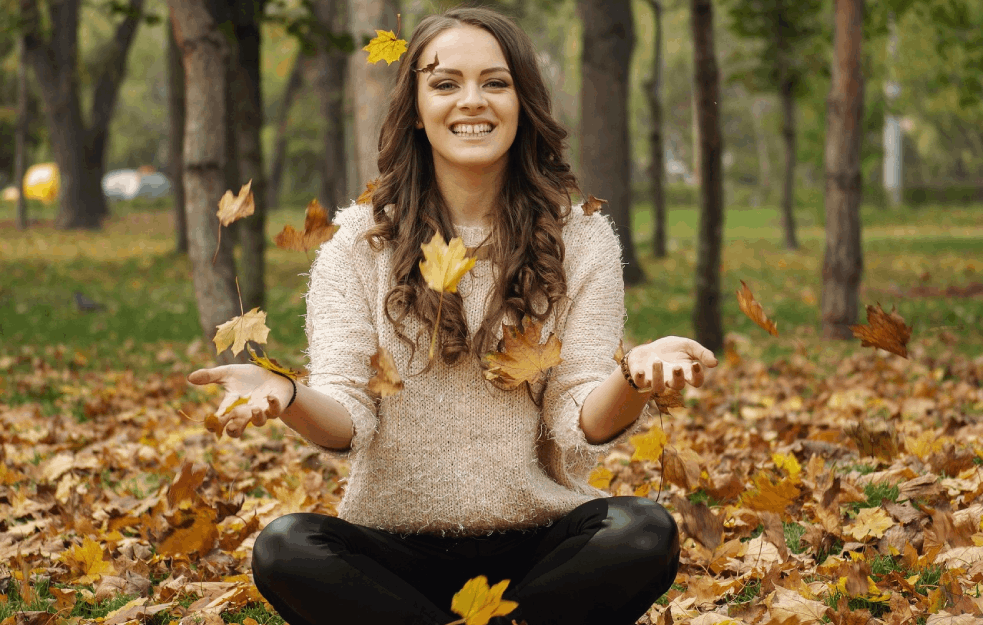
1, 196, 982, 625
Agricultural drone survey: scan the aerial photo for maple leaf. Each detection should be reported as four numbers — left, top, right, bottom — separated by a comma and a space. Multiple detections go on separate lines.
740, 471, 800, 516
630, 425, 667, 463
363, 29, 408, 65
588, 465, 614, 490
57, 536, 116, 585
846, 507, 894, 541
247, 344, 303, 381
482, 317, 562, 390
582, 194, 608, 216
613, 339, 626, 363
420, 231, 476, 294
167, 461, 209, 509
651, 388, 684, 415
849, 302, 912, 358
845, 418, 900, 461
411, 52, 440, 74
273, 198, 339, 252
450, 576, 519, 625
736, 280, 779, 336
216, 180, 255, 226
367, 347, 404, 397
357, 178, 379, 205
213, 307, 270, 357
772, 452, 802, 484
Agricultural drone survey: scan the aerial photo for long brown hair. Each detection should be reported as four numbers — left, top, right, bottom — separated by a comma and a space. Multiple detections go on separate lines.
364, 5, 582, 372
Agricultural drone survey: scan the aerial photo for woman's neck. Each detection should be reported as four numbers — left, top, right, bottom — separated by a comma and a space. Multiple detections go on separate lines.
434, 164, 505, 229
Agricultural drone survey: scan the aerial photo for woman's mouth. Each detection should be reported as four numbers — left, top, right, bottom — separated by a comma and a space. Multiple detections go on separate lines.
450, 123, 495, 138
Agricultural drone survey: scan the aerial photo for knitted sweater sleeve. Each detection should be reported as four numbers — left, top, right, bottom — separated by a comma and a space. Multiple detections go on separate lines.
540, 211, 651, 491
298, 203, 379, 458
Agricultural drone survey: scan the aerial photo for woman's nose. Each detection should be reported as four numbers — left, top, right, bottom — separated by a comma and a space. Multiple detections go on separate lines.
457, 83, 487, 111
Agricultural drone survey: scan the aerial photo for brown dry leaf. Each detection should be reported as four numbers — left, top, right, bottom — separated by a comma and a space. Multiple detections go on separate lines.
482, 317, 562, 390
582, 194, 608, 216
273, 198, 339, 252
357, 178, 379, 205
736, 280, 779, 336
216, 180, 255, 226
411, 52, 440, 74
651, 388, 684, 415
367, 347, 404, 398
363, 29, 408, 65
450, 575, 519, 625
55, 536, 117, 585
167, 461, 208, 508
849, 303, 912, 358
247, 344, 303, 381
740, 471, 801, 516
213, 307, 270, 357
845, 418, 900, 461
672, 495, 724, 550
766, 586, 827, 625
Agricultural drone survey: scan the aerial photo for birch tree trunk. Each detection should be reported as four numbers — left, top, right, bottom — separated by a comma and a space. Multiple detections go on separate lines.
315, 0, 350, 215
577, 0, 645, 285
644, 0, 667, 258
167, 19, 187, 253
690, 0, 725, 353
168, 0, 242, 365
821, 0, 865, 340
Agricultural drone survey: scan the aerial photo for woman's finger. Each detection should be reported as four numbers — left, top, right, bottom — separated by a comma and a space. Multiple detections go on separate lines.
668, 365, 686, 390
690, 362, 705, 387
251, 406, 267, 428
188, 367, 224, 385
267, 394, 282, 418
649, 360, 665, 394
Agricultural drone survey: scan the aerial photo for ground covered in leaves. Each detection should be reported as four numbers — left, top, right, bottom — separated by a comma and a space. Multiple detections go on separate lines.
1, 331, 982, 625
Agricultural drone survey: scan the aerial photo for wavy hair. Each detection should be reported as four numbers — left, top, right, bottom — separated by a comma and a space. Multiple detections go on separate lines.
363, 5, 582, 373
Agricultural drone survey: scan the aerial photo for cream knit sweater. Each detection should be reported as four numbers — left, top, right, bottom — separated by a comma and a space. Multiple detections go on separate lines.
299, 200, 651, 537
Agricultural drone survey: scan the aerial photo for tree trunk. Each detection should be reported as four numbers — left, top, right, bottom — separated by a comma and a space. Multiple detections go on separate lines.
167, 18, 188, 253
349, 0, 399, 190
230, 0, 269, 312
315, 0, 350, 216
15, 29, 28, 230
267, 52, 309, 211
749, 96, 770, 202
577, 0, 645, 285
645, 0, 667, 258
168, 0, 242, 365
780, 81, 799, 250
690, 0, 725, 353
821, 0, 864, 339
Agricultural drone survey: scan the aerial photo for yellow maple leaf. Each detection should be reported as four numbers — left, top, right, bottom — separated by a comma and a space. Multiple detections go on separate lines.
846, 507, 894, 541
482, 317, 562, 390
739, 471, 800, 516
57, 536, 116, 585
216, 180, 255, 226
273, 198, 339, 252
213, 307, 270, 357
368, 347, 404, 397
588, 466, 614, 490
357, 178, 379, 205
247, 344, 303, 381
630, 426, 667, 463
450, 576, 519, 625
363, 29, 408, 65
420, 231, 476, 294
772, 452, 802, 484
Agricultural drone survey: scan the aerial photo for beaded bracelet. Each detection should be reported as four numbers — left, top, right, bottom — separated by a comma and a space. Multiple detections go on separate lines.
269, 370, 297, 409
619, 347, 653, 393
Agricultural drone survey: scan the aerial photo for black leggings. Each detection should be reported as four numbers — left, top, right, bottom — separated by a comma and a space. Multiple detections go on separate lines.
251, 496, 680, 625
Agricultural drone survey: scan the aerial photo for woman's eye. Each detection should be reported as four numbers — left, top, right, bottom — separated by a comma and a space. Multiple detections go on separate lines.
434, 81, 509, 90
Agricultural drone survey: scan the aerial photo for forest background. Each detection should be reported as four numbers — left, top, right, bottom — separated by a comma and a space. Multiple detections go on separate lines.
1, 0, 983, 624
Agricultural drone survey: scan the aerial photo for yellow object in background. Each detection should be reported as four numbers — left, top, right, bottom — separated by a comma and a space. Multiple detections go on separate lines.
24, 162, 60, 204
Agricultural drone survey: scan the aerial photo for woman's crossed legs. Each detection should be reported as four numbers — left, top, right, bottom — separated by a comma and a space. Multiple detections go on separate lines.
250, 496, 680, 625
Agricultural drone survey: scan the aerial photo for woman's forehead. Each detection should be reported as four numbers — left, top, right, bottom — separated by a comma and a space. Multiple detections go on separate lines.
419, 26, 508, 70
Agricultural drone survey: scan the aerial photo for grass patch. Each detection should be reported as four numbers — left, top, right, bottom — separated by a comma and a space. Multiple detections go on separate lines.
784, 522, 806, 554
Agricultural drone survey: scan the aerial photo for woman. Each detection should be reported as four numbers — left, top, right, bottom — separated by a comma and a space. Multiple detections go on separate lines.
188, 6, 717, 625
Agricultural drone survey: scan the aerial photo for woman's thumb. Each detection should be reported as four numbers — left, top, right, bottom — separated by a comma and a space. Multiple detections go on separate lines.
188, 368, 220, 385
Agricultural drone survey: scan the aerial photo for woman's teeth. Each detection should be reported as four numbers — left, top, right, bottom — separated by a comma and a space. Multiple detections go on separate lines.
451, 124, 493, 136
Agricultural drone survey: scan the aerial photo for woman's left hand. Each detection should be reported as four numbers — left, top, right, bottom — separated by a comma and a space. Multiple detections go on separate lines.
623, 336, 718, 394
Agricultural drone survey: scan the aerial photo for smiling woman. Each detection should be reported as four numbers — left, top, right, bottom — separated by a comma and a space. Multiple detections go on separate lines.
188, 6, 718, 625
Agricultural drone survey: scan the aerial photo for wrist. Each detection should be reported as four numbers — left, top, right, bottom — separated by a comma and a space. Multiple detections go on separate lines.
268, 369, 297, 408
620, 347, 653, 393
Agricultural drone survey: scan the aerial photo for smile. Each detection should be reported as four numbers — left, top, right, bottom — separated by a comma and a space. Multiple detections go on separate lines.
449, 125, 495, 139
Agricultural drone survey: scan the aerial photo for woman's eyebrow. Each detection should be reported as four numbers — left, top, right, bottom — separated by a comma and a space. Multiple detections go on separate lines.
429, 67, 511, 76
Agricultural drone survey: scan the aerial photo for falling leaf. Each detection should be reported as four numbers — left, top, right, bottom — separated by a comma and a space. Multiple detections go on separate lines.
613, 340, 626, 363
846, 507, 894, 541
740, 471, 800, 516
651, 388, 684, 415
273, 198, 339, 252
247, 344, 303, 381
736, 280, 779, 336
482, 317, 562, 390
419, 231, 476, 294
588, 466, 614, 490
357, 179, 379, 205
630, 426, 667, 463
167, 461, 209, 508
56, 537, 116, 585
772, 452, 802, 484
845, 418, 900, 461
450, 576, 519, 625
363, 29, 408, 65
213, 307, 270, 357
368, 347, 404, 397
849, 303, 912, 358
582, 194, 607, 216
216, 180, 255, 226
412, 52, 440, 74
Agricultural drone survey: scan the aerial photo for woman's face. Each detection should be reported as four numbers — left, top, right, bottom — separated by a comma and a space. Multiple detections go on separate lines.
415, 25, 520, 179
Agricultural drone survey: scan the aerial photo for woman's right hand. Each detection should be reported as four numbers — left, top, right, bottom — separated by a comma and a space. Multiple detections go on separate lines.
187, 364, 294, 438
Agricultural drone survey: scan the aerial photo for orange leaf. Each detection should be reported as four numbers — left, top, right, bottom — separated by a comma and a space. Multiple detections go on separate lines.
248, 344, 303, 381
482, 317, 562, 389
450, 576, 519, 625
357, 179, 379, 205
411, 52, 440, 75
651, 388, 684, 415
368, 347, 404, 398
273, 198, 339, 252
216, 180, 255, 226
582, 194, 607, 216
588, 466, 614, 490
630, 426, 667, 463
363, 29, 408, 65
736, 280, 778, 336
56, 537, 116, 585
849, 302, 912, 358
739, 471, 800, 516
